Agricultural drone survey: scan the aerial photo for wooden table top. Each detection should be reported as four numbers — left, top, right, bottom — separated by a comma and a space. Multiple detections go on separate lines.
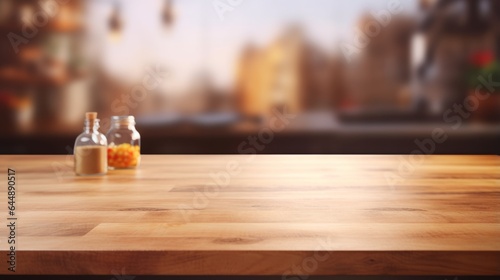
1, 155, 499, 275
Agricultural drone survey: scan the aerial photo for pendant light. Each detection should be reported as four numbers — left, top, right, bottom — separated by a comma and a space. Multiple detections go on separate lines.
162, 0, 174, 28
108, 2, 122, 40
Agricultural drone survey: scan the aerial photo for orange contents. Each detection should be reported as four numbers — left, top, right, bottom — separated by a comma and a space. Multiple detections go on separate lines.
107, 143, 140, 168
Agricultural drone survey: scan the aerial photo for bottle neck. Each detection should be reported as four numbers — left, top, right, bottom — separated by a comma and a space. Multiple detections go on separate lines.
84, 119, 100, 134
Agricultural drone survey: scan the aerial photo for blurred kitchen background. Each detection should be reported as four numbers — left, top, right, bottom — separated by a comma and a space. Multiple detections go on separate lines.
0, 0, 499, 154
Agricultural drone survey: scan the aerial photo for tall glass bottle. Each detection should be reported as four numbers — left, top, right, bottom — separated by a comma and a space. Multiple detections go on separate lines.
74, 112, 107, 176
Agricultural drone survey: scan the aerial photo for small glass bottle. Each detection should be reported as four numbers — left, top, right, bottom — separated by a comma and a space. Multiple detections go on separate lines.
106, 116, 141, 169
74, 112, 108, 176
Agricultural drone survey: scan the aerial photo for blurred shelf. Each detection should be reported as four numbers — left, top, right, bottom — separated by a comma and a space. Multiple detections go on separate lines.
0, 66, 77, 87
0, 120, 80, 138
0, 22, 83, 34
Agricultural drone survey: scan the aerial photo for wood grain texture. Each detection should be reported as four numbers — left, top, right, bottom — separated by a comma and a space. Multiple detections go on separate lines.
0, 155, 499, 275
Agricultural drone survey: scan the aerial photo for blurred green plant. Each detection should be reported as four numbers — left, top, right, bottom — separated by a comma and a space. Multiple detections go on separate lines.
468, 50, 500, 92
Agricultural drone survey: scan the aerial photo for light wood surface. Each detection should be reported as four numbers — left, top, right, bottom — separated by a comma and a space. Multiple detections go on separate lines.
0, 155, 499, 275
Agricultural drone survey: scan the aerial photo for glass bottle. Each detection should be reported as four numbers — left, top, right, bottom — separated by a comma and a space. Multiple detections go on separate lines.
106, 116, 141, 169
74, 112, 108, 176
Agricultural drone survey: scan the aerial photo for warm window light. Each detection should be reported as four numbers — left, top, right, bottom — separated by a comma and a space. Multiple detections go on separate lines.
19, 5, 34, 26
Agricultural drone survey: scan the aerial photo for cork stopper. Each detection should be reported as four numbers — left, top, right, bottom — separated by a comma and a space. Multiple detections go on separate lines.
85, 112, 98, 121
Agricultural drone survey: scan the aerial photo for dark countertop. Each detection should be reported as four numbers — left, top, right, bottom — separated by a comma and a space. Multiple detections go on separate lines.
1, 121, 498, 154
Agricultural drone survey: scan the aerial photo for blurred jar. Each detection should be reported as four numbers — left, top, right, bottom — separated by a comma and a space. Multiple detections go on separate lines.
106, 116, 141, 169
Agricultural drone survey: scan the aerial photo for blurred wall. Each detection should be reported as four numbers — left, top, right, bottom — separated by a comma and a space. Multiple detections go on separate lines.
0, 0, 498, 154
